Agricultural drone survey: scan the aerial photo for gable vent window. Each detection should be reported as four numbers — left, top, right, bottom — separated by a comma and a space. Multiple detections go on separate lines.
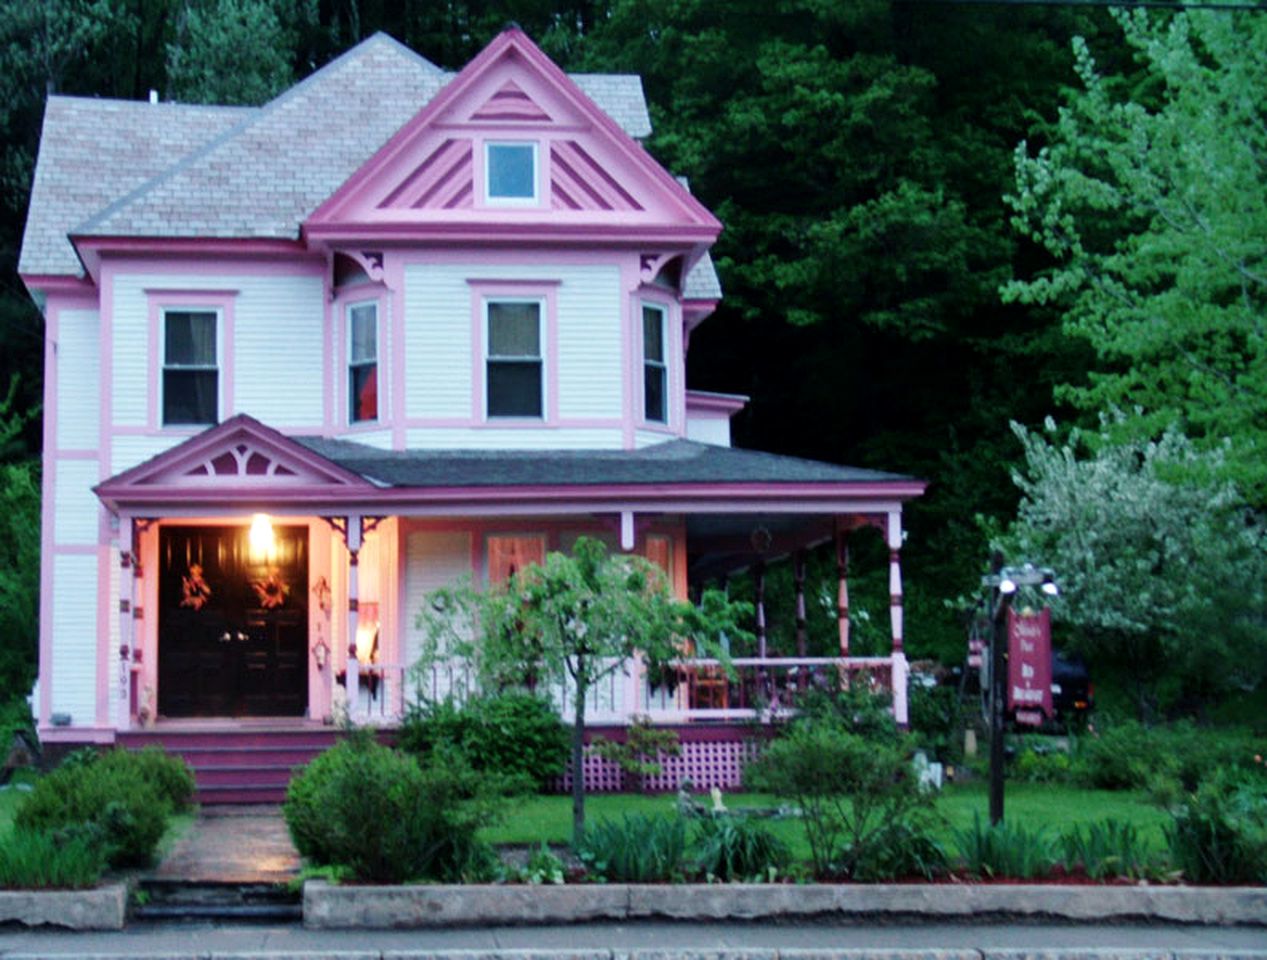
163, 310, 218, 425
486, 142, 537, 202
643, 303, 668, 424
348, 302, 378, 423
487, 300, 543, 418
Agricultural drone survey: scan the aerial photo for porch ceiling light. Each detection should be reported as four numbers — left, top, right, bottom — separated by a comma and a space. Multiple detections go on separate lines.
249, 513, 275, 559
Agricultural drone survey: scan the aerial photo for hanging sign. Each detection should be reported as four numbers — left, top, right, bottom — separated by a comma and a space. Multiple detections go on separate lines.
1007, 607, 1051, 725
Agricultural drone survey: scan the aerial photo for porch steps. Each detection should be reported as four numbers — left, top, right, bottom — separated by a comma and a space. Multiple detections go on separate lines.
132, 879, 301, 922
118, 727, 346, 805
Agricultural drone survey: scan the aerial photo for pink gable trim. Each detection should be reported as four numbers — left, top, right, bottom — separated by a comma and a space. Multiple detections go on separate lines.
305, 28, 721, 239
95, 413, 371, 510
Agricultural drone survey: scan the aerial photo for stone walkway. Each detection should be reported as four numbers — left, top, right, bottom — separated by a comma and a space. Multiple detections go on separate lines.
149, 805, 300, 884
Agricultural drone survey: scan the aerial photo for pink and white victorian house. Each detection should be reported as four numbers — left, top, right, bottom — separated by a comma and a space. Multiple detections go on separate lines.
21, 29, 923, 799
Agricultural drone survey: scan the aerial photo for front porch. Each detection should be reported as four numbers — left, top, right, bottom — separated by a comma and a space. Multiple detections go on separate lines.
94, 416, 924, 750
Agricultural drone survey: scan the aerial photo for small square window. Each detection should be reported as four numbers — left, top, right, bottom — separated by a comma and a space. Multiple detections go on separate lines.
486, 142, 537, 202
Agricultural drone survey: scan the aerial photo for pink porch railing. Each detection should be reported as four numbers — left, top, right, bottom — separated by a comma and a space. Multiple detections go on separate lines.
346, 653, 909, 728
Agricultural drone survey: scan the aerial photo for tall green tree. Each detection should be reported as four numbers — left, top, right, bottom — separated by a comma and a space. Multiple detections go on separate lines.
166, 0, 298, 104
1005, 8, 1267, 505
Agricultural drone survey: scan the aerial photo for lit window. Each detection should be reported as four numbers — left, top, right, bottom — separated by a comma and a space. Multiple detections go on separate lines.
643, 304, 667, 423
163, 310, 218, 425
348, 303, 378, 423
486, 300, 543, 418
486, 142, 537, 202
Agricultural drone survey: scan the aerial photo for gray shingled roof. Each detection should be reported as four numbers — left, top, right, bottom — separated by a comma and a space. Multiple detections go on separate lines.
22, 33, 656, 276
19, 98, 253, 276
292, 436, 915, 488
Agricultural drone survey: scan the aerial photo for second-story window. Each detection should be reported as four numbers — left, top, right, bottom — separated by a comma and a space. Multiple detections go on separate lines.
643, 303, 668, 424
163, 309, 218, 426
486, 300, 542, 418
486, 142, 537, 203
348, 302, 378, 423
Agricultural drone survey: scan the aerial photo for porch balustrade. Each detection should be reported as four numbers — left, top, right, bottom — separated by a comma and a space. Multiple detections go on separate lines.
345, 653, 909, 727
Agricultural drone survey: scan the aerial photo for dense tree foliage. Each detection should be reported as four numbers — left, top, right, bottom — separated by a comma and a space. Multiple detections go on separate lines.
1006, 9, 1267, 507
998, 417, 1267, 717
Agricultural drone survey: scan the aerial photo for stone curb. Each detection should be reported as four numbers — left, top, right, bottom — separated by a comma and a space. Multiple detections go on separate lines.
302, 882, 1267, 930
0, 881, 127, 930
3, 951, 1267, 960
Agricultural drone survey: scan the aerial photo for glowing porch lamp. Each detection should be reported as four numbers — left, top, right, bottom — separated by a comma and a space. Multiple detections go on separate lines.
249, 513, 275, 562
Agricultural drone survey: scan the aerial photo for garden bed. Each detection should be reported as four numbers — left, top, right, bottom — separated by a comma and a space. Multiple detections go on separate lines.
302, 880, 1267, 929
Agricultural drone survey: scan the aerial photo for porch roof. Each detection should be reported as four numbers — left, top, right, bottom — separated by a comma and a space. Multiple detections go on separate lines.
293, 435, 917, 489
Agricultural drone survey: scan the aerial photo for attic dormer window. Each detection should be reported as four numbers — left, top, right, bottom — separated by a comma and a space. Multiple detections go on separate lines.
485, 142, 537, 203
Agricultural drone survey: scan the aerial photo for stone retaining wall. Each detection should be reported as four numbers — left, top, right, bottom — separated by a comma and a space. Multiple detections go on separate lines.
0, 882, 127, 930
304, 881, 1267, 930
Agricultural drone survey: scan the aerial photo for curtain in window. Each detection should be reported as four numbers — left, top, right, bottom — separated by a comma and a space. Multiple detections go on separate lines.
164, 311, 217, 425
487, 535, 546, 584
488, 302, 540, 356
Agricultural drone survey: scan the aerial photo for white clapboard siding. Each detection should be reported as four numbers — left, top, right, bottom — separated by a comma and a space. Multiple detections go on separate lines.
53, 460, 103, 546
404, 263, 623, 426
405, 265, 472, 419
233, 276, 324, 425
111, 434, 185, 477
56, 309, 100, 450
403, 530, 473, 702
51, 553, 98, 724
111, 272, 324, 429
337, 429, 393, 450
404, 426, 622, 450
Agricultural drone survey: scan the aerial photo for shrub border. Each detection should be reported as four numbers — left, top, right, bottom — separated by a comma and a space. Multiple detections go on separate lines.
303, 881, 1267, 929
0, 882, 127, 929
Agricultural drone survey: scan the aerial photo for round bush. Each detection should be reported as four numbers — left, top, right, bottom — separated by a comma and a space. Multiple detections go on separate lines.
284, 732, 501, 883
16, 751, 171, 868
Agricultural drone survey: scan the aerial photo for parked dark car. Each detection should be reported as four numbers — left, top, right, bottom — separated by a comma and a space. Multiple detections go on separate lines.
1050, 649, 1093, 727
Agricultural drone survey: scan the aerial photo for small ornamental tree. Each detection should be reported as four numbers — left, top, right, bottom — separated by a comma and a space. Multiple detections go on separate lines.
416, 536, 750, 845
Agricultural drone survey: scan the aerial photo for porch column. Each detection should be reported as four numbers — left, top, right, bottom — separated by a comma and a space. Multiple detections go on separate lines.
793, 551, 808, 659
886, 510, 904, 654
835, 527, 850, 657
116, 514, 134, 730
754, 557, 767, 659
345, 514, 362, 722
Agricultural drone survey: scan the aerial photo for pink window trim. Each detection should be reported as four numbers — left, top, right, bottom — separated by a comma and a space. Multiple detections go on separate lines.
337, 292, 387, 429
145, 290, 238, 431
635, 290, 679, 434
468, 279, 560, 424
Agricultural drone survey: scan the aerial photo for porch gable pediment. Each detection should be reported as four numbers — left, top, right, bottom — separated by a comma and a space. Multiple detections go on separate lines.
96, 415, 371, 509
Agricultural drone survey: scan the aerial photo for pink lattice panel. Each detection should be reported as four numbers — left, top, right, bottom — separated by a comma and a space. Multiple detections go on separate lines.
558, 734, 763, 793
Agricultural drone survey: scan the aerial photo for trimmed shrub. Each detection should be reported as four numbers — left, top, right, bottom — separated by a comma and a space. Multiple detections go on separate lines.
398, 692, 568, 792
692, 813, 789, 882
0, 827, 106, 889
15, 751, 171, 868
96, 747, 195, 812
1165, 770, 1267, 884
744, 709, 927, 879
579, 813, 688, 882
1074, 720, 1267, 792
955, 813, 1057, 879
1013, 747, 1073, 784
1061, 819, 1158, 880
283, 732, 502, 883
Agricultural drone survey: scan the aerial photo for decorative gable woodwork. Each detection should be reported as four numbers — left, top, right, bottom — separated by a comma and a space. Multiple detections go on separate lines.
305, 28, 720, 244
470, 80, 553, 123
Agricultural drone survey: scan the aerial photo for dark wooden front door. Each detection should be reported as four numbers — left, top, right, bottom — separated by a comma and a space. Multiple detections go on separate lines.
158, 525, 308, 718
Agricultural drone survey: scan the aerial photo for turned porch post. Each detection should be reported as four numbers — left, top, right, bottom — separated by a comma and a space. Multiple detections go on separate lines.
345, 514, 362, 722
754, 557, 767, 660
116, 514, 135, 730
793, 550, 808, 659
835, 526, 850, 657
886, 510, 904, 654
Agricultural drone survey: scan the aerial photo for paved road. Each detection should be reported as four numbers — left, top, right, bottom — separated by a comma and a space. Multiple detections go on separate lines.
1, 919, 1264, 959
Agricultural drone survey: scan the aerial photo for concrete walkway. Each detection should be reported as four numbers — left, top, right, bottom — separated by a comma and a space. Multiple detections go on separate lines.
0, 919, 1265, 959
148, 806, 300, 884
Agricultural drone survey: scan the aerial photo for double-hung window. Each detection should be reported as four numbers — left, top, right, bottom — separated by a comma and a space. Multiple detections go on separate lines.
163, 309, 218, 425
486, 300, 543, 418
642, 304, 668, 424
348, 302, 378, 423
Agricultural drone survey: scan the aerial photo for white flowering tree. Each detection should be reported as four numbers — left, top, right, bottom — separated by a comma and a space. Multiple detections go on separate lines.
998, 418, 1267, 718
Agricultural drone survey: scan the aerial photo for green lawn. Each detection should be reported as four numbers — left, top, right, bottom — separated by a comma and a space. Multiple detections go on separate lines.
483, 782, 1170, 860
